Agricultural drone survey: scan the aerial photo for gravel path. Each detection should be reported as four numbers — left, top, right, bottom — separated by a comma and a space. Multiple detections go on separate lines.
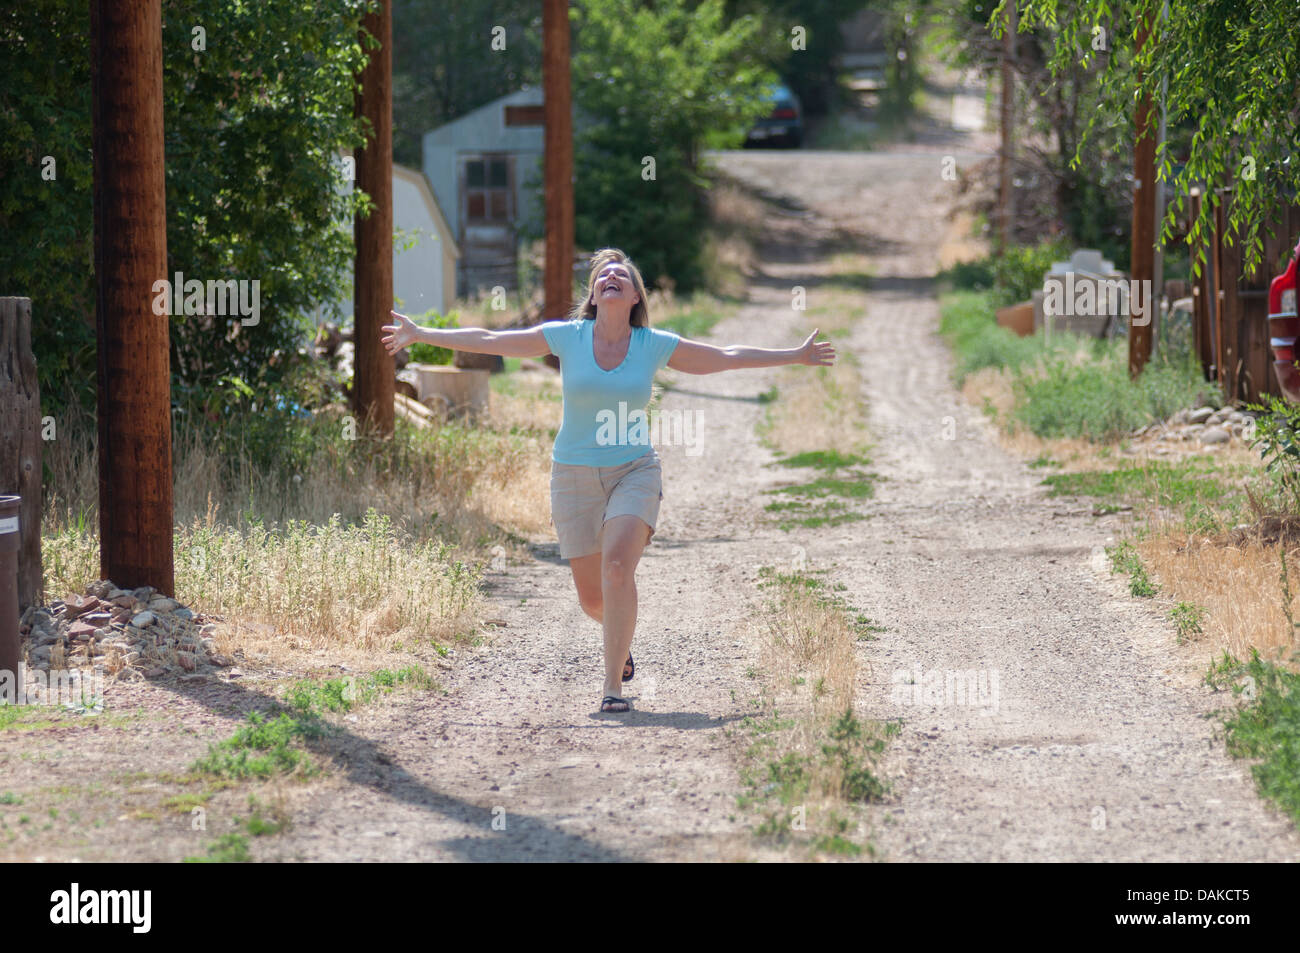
275, 102, 1300, 863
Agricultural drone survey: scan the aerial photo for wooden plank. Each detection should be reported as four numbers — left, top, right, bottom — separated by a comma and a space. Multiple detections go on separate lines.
0, 298, 43, 609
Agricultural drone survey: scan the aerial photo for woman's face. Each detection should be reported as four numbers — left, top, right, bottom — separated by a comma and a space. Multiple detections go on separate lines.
591, 261, 639, 310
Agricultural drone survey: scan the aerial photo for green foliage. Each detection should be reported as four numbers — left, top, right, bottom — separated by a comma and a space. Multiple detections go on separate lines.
1168, 601, 1205, 642
1012, 0, 1300, 276
937, 290, 1047, 383
1106, 540, 1158, 597
1205, 650, 1300, 828
390, 1, 541, 167
1245, 395, 1300, 510
732, 0, 875, 116
1, 0, 375, 412
940, 290, 1219, 440
568, 0, 777, 291
1013, 354, 1216, 442
405, 310, 461, 365
191, 710, 325, 780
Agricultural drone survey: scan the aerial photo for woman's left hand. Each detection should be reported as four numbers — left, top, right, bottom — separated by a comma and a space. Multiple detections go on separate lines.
796, 329, 836, 367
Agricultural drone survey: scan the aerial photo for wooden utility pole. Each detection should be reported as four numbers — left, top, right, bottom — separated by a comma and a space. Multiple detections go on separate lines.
542, 0, 574, 335
353, 0, 396, 435
998, 1, 1016, 253
90, 0, 173, 596
1129, 8, 1156, 378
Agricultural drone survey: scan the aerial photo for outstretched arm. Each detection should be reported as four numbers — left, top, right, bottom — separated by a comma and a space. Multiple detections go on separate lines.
381, 310, 552, 359
666, 329, 835, 375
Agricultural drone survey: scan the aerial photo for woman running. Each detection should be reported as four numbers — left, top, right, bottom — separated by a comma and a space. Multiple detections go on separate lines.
382, 247, 835, 713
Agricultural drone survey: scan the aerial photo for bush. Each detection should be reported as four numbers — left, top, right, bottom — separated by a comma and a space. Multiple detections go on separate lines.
405, 310, 461, 366
938, 290, 1049, 383
1014, 350, 1218, 441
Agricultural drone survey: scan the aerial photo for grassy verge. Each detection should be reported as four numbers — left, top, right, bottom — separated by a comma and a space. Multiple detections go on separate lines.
1206, 650, 1300, 827
192, 666, 438, 782
939, 290, 1217, 443
734, 566, 894, 857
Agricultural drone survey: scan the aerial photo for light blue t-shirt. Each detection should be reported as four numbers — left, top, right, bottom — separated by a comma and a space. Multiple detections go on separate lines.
541, 318, 681, 466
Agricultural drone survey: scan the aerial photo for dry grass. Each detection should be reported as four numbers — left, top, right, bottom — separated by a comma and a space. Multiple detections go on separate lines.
1138, 529, 1300, 662
761, 351, 869, 458
39, 367, 562, 668
739, 568, 891, 856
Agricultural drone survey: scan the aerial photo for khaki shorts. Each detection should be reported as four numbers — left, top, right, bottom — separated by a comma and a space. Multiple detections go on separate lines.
550, 449, 663, 559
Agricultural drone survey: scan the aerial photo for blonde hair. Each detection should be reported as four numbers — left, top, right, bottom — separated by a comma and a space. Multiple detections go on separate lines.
568, 247, 652, 327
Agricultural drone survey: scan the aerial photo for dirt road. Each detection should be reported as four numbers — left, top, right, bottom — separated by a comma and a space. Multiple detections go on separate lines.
269, 99, 1300, 863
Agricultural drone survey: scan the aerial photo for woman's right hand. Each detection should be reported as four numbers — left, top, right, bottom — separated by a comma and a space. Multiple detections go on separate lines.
381, 310, 419, 355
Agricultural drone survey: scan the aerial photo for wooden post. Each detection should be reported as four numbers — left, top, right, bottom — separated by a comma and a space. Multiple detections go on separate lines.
997, 1, 1015, 253
353, 0, 396, 435
0, 298, 43, 610
542, 0, 574, 347
1128, 8, 1156, 378
90, 0, 174, 596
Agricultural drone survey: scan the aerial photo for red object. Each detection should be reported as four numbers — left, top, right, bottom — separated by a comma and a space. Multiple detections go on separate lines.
1268, 254, 1300, 401
771, 108, 797, 120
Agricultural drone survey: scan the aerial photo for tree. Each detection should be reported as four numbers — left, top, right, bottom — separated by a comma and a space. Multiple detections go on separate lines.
390, 0, 542, 169
568, 0, 778, 290
1008, 0, 1300, 274
1, 0, 376, 413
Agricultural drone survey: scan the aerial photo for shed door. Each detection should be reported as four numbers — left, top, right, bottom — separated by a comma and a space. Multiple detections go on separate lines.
459, 153, 517, 294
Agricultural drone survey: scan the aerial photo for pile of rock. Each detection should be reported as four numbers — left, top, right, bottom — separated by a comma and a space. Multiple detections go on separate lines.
18, 581, 234, 680
1131, 405, 1256, 448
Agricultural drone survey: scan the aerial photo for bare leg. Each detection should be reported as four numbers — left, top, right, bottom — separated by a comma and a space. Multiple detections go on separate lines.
598, 515, 650, 703
570, 551, 635, 681
569, 553, 604, 623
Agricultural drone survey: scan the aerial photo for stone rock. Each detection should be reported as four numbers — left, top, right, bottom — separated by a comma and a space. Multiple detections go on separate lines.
149, 597, 179, 613
27, 646, 51, 664
1201, 426, 1231, 444
131, 586, 155, 601
210, 654, 235, 668
67, 620, 97, 641
177, 653, 197, 672
174, 607, 194, 621
64, 596, 100, 620
1188, 406, 1215, 424
130, 611, 156, 628
143, 666, 167, 679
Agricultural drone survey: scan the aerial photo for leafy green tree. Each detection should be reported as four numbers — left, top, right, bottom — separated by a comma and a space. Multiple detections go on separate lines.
391, 1, 542, 168
1007, 0, 1300, 274
728, 0, 871, 116
1, 0, 375, 413
568, 0, 778, 290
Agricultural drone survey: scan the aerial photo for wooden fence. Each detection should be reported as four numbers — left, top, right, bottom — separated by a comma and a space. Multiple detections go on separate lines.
0, 297, 44, 609
1189, 188, 1300, 405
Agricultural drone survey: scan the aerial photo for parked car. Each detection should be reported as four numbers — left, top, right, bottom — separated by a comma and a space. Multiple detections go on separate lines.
1268, 241, 1300, 401
745, 83, 803, 148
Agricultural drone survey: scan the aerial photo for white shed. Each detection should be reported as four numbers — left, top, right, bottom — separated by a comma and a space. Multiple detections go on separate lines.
325, 159, 460, 323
